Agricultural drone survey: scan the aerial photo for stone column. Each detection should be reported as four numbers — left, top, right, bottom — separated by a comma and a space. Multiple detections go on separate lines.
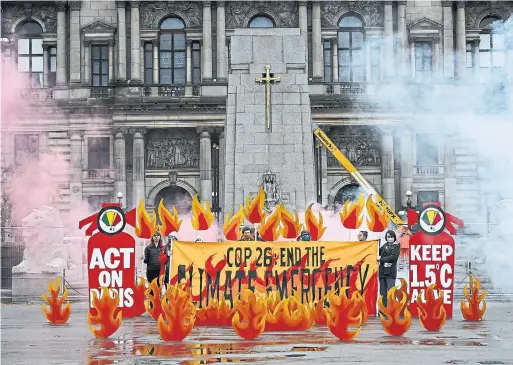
84, 41, 91, 85
132, 129, 146, 208
217, 1, 227, 81
56, 2, 67, 86
202, 1, 213, 81
186, 40, 193, 84
384, 1, 394, 79
130, 1, 141, 84
153, 40, 159, 84
444, 135, 457, 214
299, 1, 308, 75
472, 39, 480, 81
332, 38, 339, 94
398, 1, 408, 77
69, 1, 81, 84
114, 129, 127, 207
434, 38, 441, 78
198, 128, 212, 204
442, 1, 455, 79
381, 130, 396, 211
43, 44, 50, 87
68, 131, 84, 207
108, 40, 114, 84
312, 1, 323, 80
116, 1, 127, 83
400, 130, 414, 207
218, 130, 225, 217
140, 40, 144, 84
456, 1, 467, 79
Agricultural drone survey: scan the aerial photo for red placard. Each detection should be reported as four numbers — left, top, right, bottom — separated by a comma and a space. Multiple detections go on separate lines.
408, 231, 455, 318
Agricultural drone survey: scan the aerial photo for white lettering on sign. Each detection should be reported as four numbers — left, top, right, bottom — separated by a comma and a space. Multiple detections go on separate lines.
440, 263, 453, 288
89, 248, 135, 270
411, 288, 452, 305
410, 245, 453, 262
89, 288, 134, 308
98, 270, 123, 287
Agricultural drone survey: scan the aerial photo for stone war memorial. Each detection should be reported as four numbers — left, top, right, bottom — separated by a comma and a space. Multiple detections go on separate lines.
1, 1, 513, 364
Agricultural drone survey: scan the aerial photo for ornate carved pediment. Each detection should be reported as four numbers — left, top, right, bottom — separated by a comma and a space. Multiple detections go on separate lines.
82, 20, 117, 34
326, 127, 381, 168
408, 17, 442, 30
408, 17, 442, 41
146, 129, 200, 170
226, 1, 298, 28
140, 2, 202, 29
321, 1, 383, 28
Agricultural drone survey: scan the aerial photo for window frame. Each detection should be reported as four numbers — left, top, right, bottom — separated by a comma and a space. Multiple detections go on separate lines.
192, 41, 201, 84
14, 134, 39, 166
16, 21, 44, 89
87, 137, 110, 170
144, 41, 154, 84
323, 40, 332, 82
478, 30, 505, 77
48, 46, 57, 87
414, 41, 434, 81
90, 45, 109, 87
248, 15, 275, 28
337, 14, 366, 83
159, 17, 186, 85
415, 133, 439, 167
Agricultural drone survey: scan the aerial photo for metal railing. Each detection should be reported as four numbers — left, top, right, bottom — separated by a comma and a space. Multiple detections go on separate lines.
143, 84, 201, 97
90, 86, 113, 99
324, 82, 367, 95
414, 165, 444, 175
19, 88, 54, 101
83, 169, 113, 180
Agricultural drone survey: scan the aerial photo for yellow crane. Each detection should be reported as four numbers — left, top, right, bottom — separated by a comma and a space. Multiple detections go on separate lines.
312, 123, 405, 226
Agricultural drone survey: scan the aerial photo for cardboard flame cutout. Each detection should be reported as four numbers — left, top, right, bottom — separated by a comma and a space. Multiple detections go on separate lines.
417, 284, 447, 331
265, 295, 313, 331
394, 278, 409, 318
313, 293, 330, 326
280, 204, 303, 239
191, 194, 215, 231
259, 206, 282, 242
340, 194, 365, 229
42, 278, 71, 324
366, 194, 389, 232
232, 289, 267, 340
267, 291, 281, 314
378, 287, 412, 336
145, 276, 164, 321
158, 199, 182, 236
223, 207, 245, 241
305, 204, 327, 241
461, 275, 487, 321
196, 299, 234, 326
135, 200, 158, 238
326, 290, 363, 341
355, 291, 368, 324
244, 186, 266, 224
88, 287, 122, 338
157, 285, 196, 341
132, 277, 148, 317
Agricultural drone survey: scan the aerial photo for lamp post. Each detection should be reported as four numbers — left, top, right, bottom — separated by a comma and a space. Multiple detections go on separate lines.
397, 189, 420, 231
116, 192, 123, 207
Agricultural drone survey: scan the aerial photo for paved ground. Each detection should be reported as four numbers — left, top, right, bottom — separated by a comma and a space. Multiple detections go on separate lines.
2, 302, 513, 365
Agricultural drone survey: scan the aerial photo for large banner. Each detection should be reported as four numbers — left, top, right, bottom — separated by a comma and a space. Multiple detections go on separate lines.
171, 240, 379, 314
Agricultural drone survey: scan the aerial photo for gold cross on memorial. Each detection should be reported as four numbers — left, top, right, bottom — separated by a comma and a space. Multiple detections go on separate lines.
255, 65, 280, 130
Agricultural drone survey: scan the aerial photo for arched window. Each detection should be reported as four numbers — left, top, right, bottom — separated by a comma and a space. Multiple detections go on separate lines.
479, 16, 505, 79
337, 14, 365, 82
16, 21, 44, 88
248, 15, 275, 28
159, 17, 186, 85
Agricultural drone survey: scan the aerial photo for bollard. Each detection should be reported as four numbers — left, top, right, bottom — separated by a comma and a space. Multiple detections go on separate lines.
61, 269, 66, 295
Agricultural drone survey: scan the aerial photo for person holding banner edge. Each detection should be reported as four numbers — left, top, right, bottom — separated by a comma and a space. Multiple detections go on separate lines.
378, 230, 400, 308
144, 232, 165, 285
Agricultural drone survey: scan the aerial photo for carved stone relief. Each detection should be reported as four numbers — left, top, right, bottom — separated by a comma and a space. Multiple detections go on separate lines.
2, 4, 25, 34
465, 1, 513, 28
321, 1, 384, 28
259, 170, 281, 211
140, 2, 202, 29
1, 3, 57, 34
225, 1, 298, 28
146, 130, 200, 169
327, 127, 381, 168
33, 3, 57, 33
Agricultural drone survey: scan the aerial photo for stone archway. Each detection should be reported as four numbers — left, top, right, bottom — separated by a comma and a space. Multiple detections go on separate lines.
328, 178, 367, 206
154, 186, 193, 216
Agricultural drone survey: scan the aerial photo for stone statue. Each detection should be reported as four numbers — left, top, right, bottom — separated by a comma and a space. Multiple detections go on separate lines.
12, 206, 68, 274
260, 171, 281, 211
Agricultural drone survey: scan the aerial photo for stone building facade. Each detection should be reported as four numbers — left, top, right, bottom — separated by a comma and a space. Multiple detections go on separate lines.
1, 0, 512, 234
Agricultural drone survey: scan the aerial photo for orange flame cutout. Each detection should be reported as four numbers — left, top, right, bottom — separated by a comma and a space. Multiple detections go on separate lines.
135, 200, 158, 238
267, 291, 282, 314
88, 287, 122, 338
145, 276, 164, 321
305, 204, 327, 241
354, 291, 368, 324
42, 278, 71, 324
340, 194, 365, 229
132, 277, 148, 317
265, 295, 313, 331
417, 285, 447, 331
157, 284, 196, 341
196, 299, 234, 326
223, 206, 245, 241
325, 290, 362, 341
280, 204, 303, 239
378, 287, 412, 336
366, 195, 389, 232
158, 199, 182, 236
259, 206, 282, 242
312, 293, 331, 325
191, 194, 215, 231
394, 277, 409, 318
232, 289, 267, 340
461, 275, 487, 321
244, 186, 266, 224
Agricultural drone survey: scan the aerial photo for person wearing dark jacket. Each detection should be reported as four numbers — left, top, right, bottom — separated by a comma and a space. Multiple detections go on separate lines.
144, 232, 163, 285
378, 230, 400, 307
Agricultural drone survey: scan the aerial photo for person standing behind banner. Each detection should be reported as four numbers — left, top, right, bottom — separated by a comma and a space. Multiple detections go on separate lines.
378, 230, 400, 307
144, 232, 164, 285
240, 227, 253, 241
297, 230, 311, 241
357, 231, 368, 241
